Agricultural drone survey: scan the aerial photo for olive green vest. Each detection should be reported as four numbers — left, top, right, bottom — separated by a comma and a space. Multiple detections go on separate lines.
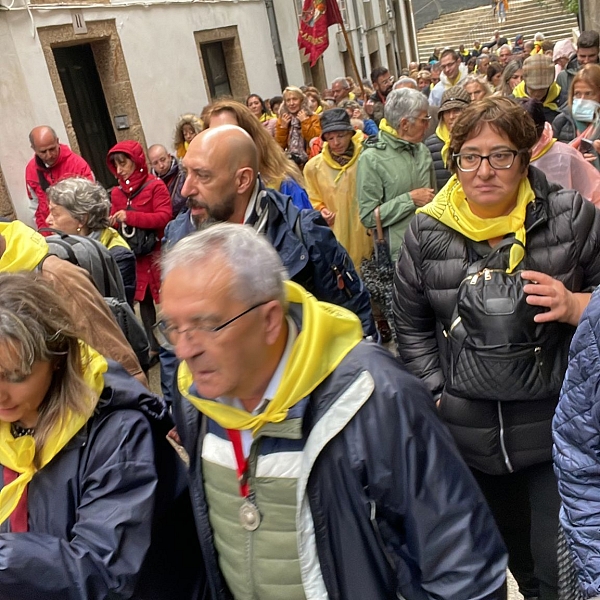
202, 419, 307, 600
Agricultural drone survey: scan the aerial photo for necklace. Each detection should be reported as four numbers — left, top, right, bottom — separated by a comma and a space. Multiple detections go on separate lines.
11, 423, 35, 438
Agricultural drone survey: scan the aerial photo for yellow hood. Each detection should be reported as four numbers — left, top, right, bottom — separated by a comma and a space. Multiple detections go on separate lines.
0, 221, 48, 272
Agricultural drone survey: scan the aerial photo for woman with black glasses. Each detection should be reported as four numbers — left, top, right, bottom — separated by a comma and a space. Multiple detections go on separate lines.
393, 96, 600, 600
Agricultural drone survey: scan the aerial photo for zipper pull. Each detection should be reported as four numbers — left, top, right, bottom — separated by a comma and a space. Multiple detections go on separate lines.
470, 273, 479, 285
331, 265, 345, 290
484, 268, 492, 281
534, 346, 543, 367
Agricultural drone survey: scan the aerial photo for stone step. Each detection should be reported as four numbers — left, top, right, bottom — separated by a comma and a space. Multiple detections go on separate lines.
416, 0, 578, 62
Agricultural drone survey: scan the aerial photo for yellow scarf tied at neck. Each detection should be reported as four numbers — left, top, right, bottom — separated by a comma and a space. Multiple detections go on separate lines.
322, 131, 363, 183
378, 118, 400, 139
178, 280, 363, 435
0, 343, 107, 526
0, 221, 48, 272
435, 121, 451, 167
512, 80, 562, 112
259, 113, 276, 123
417, 174, 535, 272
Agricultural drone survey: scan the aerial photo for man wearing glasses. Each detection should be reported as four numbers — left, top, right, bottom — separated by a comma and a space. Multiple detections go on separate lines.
160, 222, 508, 600
429, 48, 469, 107
369, 66, 395, 125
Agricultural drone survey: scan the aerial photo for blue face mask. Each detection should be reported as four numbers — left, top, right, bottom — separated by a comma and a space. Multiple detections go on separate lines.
572, 98, 600, 123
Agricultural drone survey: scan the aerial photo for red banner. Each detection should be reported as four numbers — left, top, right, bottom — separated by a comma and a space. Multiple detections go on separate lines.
298, 0, 343, 67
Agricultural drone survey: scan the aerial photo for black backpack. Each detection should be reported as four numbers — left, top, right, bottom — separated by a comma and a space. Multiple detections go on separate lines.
39, 230, 150, 370
444, 238, 568, 401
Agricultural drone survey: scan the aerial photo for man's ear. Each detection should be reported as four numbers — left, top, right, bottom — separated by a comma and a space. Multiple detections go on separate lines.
237, 167, 256, 195
263, 301, 285, 346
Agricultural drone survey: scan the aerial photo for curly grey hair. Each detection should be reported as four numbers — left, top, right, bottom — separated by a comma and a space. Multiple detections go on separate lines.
46, 177, 111, 232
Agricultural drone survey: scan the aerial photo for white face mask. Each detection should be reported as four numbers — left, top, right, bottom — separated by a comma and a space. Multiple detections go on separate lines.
572, 98, 600, 123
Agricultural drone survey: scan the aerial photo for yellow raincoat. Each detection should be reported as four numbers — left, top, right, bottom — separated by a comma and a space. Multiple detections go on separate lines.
304, 131, 372, 273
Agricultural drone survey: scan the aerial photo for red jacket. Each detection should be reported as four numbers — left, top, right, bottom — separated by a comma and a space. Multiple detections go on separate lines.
108, 140, 172, 302
25, 144, 94, 230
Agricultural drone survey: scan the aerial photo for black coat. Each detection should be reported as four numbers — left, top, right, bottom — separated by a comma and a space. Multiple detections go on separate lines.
173, 336, 508, 600
424, 133, 452, 191
393, 167, 600, 475
552, 106, 577, 143
109, 244, 137, 307
0, 362, 199, 600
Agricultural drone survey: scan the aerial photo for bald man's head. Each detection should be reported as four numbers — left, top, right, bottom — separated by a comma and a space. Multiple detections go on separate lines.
180, 125, 259, 225
29, 126, 60, 167
148, 144, 173, 177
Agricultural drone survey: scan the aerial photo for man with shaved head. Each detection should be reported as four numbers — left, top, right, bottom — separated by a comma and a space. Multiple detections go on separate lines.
148, 143, 187, 217
158, 124, 375, 402
26, 126, 94, 231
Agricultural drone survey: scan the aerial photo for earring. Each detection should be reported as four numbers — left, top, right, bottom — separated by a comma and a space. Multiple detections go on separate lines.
76, 227, 81, 232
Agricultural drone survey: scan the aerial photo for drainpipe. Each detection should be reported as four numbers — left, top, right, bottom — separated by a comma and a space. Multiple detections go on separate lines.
264, 0, 288, 89
406, 0, 419, 59
349, 0, 367, 78
396, 0, 413, 66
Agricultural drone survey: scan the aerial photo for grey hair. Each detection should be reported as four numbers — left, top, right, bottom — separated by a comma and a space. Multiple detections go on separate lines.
498, 44, 512, 54
331, 77, 350, 89
476, 55, 489, 66
46, 177, 111, 231
462, 74, 492, 96
384, 88, 429, 128
393, 77, 418, 90
162, 223, 288, 306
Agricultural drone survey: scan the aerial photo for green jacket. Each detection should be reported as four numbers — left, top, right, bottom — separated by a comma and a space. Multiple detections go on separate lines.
356, 130, 435, 261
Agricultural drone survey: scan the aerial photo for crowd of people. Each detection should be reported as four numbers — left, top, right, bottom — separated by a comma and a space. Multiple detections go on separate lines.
2, 24, 600, 600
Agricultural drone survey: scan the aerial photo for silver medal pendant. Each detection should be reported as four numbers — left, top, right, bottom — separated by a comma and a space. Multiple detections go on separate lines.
239, 499, 261, 531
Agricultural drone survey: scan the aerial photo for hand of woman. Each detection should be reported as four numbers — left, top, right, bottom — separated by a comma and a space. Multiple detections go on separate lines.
521, 271, 580, 325
297, 109, 308, 122
280, 113, 292, 128
583, 152, 597, 163
321, 208, 336, 226
410, 188, 435, 206
594, 140, 600, 154
110, 210, 127, 226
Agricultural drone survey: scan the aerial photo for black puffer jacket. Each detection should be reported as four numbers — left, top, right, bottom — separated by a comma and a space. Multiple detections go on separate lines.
424, 133, 452, 191
393, 167, 600, 475
552, 105, 577, 143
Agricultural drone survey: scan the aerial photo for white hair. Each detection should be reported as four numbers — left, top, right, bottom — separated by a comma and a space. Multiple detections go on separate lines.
384, 88, 428, 128
331, 77, 350, 89
162, 223, 288, 306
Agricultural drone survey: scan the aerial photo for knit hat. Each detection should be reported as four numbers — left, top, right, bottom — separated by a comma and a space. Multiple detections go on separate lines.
522, 54, 555, 90
320, 108, 354, 137
553, 38, 576, 62
438, 86, 471, 114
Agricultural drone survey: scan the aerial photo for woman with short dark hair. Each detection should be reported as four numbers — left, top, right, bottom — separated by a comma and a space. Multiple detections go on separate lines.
394, 96, 600, 600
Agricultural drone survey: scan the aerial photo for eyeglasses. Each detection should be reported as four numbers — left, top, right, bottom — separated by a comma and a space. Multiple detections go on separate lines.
440, 59, 459, 71
154, 301, 270, 350
452, 150, 525, 172
379, 75, 394, 85
413, 115, 432, 124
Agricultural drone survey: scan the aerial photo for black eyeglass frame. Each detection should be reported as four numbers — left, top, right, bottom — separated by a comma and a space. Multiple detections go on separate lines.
452, 149, 527, 172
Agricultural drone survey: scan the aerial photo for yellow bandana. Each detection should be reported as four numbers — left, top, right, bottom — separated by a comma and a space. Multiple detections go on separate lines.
0, 343, 107, 526
99, 227, 131, 251
378, 118, 400, 139
178, 280, 363, 435
259, 113, 276, 123
417, 175, 535, 272
512, 80, 562, 112
0, 221, 48, 272
531, 138, 557, 161
435, 121, 451, 167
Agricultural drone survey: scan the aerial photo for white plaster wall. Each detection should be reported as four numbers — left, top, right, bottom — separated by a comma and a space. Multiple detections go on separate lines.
0, 0, 284, 220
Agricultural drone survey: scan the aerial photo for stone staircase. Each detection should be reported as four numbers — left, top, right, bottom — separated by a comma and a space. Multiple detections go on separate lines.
416, 0, 579, 63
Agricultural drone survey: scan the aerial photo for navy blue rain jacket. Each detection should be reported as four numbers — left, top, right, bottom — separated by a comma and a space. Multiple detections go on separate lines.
554, 288, 600, 599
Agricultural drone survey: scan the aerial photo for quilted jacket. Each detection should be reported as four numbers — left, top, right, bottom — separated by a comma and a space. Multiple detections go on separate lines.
554, 287, 600, 600
424, 133, 452, 191
393, 167, 600, 475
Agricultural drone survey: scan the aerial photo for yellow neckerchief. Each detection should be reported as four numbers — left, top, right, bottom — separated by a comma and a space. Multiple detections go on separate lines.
446, 71, 461, 87
435, 120, 451, 167
531, 123, 557, 161
0, 343, 106, 526
531, 138, 556, 160
98, 227, 131, 251
184, 141, 190, 151
322, 131, 363, 183
417, 174, 535, 272
512, 80, 561, 111
460, 50, 470, 57
349, 92, 356, 101
259, 113, 276, 123
379, 118, 399, 139
0, 221, 48, 272
178, 280, 363, 435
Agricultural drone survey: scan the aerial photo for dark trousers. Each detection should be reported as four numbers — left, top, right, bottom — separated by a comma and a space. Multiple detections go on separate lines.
472, 461, 560, 600
139, 287, 159, 354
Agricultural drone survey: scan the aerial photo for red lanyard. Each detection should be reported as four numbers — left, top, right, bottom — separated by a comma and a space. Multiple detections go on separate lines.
3, 468, 29, 532
226, 430, 250, 498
